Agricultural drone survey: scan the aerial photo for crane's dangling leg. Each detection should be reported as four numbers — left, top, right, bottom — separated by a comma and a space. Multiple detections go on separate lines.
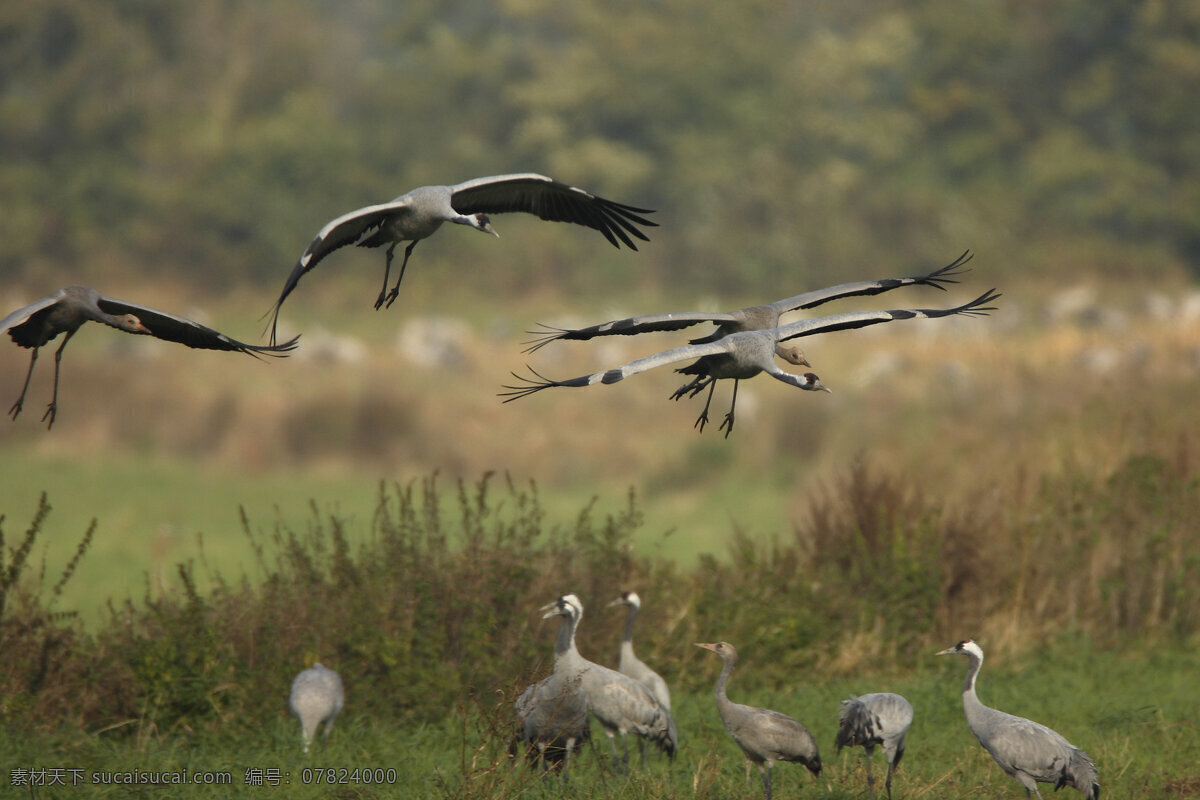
383, 240, 420, 309
693, 381, 718, 433
761, 762, 774, 800
42, 330, 78, 430
719, 379, 740, 438
374, 242, 399, 310
8, 346, 39, 421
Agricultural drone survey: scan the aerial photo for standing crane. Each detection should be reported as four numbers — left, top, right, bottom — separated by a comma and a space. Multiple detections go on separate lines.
936, 640, 1100, 799
607, 591, 671, 711
522, 250, 973, 352
267, 173, 656, 343
835, 692, 914, 800
288, 663, 344, 754
542, 594, 676, 772
1, 285, 299, 429
502, 289, 1000, 436
513, 597, 590, 779
695, 641, 821, 800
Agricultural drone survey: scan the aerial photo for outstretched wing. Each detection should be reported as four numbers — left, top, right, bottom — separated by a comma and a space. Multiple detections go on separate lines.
771, 250, 973, 316
500, 338, 737, 402
0, 289, 69, 340
522, 311, 738, 353
450, 173, 656, 250
97, 295, 299, 356
266, 196, 417, 343
775, 288, 1000, 343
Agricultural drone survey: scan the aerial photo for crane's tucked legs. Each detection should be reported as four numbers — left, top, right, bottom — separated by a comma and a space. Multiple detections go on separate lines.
8, 347, 39, 421
380, 240, 420, 309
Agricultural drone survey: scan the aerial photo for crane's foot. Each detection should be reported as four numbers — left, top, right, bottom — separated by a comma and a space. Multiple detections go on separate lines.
373, 290, 388, 310
383, 286, 401, 308
693, 412, 710, 433
8, 400, 23, 421
41, 403, 57, 429
719, 413, 735, 438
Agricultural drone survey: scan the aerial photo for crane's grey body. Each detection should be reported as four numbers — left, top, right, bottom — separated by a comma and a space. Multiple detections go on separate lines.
608, 591, 671, 711
289, 663, 344, 753
514, 597, 590, 778
836, 692, 914, 800
696, 641, 821, 800
542, 594, 676, 772
503, 288, 999, 435
937, 640, 1099, 800
268, 173, 656, 342
1, 285, 298, 428
524, 249, 973, 352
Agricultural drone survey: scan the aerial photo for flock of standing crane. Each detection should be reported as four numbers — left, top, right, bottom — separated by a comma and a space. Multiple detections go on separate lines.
288, 592, 1100, 800
4, 171, 1098, 796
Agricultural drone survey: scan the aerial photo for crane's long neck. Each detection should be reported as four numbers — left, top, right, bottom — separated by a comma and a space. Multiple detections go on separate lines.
620, 605, 638, 661
960, 652, 990, 729
713, 656, 736, 711
555, 613, 581, 664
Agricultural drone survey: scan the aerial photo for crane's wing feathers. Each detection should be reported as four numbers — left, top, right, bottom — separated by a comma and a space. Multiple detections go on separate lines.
96, 296, 298, 356
775, 250, 974, 314
0, 290, 69, 339
500, 338, 736, 402
775, 287, 1000, 343
450, 173, 656, 250
521, 312, 738, 353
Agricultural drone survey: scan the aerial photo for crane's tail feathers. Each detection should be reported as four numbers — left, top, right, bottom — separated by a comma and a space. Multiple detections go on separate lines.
834, 697, 876, 752
914, 249, 973, 290
1058, 749, 1100, 800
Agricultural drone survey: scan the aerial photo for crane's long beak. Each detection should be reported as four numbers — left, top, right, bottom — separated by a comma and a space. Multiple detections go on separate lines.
935, 646, 956, 656
694, 642, 718, 653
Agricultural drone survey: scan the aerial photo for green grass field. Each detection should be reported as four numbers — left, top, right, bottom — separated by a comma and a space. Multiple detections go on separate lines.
2, 646, 1196, 798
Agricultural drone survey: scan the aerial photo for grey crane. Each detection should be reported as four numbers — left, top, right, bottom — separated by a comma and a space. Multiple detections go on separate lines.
835, 692, 914, 800
607, 591, 671, 711
288, 663, 345, 754
502, 288, 1000, 436
542, 594, 677, 772
267, 173, 656, 343
523, 250, 973, 352
513, 597, 591, 779
936, 640, 1100, 800
695, 641, 821, 800
1, 285, 299, 429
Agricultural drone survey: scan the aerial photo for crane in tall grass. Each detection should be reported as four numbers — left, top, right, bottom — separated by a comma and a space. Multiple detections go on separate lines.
835, 692, 914, 800
695, 641, 821, 800
542, 594, 676, 772
289, 663, 344, 754
513, 597, 591, 779
937, 640, 1100, 799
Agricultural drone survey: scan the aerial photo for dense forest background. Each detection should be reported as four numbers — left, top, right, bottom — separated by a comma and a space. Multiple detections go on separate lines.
3, 0, 1199, 298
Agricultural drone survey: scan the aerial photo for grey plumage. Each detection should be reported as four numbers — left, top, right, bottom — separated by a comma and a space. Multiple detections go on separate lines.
937, 640, 1100, 800
503, 288, 1000, 436
1, 285, 299, 429
836, 692, 914, 800
543, 594, 677, 772
523, 249, 973, 352
513, 598, 591, 778
607, 591, 671, 711
695, 641, 821, 800
288, 663, 344, 754
268, 173, 656, 342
